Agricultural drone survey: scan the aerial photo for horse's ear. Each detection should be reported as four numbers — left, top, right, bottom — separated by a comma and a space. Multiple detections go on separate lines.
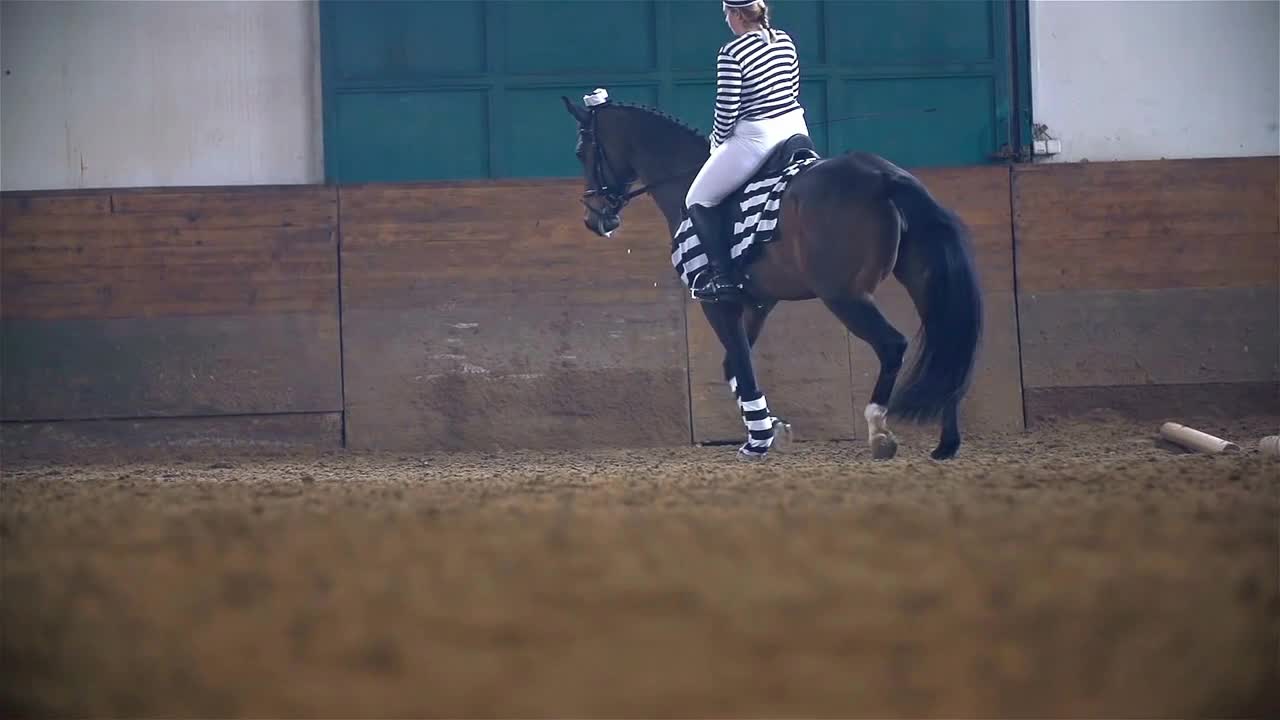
561, 95, 590, 125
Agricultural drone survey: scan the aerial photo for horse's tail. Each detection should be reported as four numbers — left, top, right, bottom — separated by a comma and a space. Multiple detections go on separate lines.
882, 172, 983, 423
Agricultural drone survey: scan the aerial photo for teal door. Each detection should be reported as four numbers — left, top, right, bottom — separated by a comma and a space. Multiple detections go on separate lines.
320, 0, 1031, 183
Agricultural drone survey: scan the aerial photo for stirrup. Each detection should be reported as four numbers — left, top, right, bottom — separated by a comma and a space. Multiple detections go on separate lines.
691, 271, 745, 303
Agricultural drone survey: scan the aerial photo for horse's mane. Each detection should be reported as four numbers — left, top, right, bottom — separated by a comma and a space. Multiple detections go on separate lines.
606, 102, 708, 147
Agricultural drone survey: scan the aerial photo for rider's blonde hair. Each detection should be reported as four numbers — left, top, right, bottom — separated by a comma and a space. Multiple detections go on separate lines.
728, 1, 775, 42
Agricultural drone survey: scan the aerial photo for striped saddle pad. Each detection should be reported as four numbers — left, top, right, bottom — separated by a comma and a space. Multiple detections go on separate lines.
670, 155, 821, 289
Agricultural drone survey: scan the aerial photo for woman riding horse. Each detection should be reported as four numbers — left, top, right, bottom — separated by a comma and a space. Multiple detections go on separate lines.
561, 6, 984, 462
687, 0, 811, 304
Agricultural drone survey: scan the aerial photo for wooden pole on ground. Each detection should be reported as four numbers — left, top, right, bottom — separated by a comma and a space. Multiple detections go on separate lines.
1159, 422, 1241, 454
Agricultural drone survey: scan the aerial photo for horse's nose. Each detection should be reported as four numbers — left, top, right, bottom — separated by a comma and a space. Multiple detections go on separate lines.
601, 214, 620, 235
584, 213, 619, 238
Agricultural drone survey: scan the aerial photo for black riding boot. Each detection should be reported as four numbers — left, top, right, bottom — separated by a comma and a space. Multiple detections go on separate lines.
688, 203, 745, 303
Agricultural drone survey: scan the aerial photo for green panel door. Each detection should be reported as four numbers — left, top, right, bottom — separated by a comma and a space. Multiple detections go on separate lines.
320, 0, 1029, 183
669, 82, 716, 143
827, 0, 995, 65
506, 1, 658, 74
328, 0, 486, 81
333, 91, 490, 182
840, 77, 997, 168
506, 85, 659, 178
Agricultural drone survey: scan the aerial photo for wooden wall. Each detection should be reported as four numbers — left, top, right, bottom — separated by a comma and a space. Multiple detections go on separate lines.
338, 180, 690, 451
2, 156, 1275, 455
1013, 157, 1279, 423
0, 187, 344, 454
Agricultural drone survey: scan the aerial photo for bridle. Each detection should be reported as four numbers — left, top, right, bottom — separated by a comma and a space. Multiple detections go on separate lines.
578, 106, 702, 217
579, 108, 641, 217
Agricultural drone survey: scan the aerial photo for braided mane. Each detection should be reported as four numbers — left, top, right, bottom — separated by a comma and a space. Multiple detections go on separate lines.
606, 102, 708, 145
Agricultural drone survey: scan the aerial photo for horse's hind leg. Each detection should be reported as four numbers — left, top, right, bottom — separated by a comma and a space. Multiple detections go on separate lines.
701, 302, 779, 460
935, 402, 961, 460
822, 295, 908, 459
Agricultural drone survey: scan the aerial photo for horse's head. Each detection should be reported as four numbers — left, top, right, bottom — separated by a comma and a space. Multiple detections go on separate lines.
562, 91, 638, 238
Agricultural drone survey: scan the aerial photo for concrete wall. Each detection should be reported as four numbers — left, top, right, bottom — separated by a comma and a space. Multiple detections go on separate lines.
1028, 0, 1280, 162
0, 0, 323, 191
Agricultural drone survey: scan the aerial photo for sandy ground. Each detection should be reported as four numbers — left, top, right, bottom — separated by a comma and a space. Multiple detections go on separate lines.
2, 416, 1278, 718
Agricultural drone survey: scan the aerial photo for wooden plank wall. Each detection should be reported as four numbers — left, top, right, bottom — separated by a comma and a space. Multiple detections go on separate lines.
3, 156, 1275, 455
1013, 157, 1280, 423
0, 186, 344, 455
338, 180, 691, 451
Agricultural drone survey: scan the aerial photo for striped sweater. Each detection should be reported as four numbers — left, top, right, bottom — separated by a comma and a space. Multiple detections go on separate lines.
712, 29, 802, 146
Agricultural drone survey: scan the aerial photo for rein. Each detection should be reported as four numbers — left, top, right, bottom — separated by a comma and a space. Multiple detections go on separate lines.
591, 166, 702, 208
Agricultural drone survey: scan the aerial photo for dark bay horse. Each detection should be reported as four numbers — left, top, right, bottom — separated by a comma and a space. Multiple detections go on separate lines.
562, 96, 983, 460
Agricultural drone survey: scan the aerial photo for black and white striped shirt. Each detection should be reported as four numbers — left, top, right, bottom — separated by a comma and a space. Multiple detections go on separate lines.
712, 29, 802, 145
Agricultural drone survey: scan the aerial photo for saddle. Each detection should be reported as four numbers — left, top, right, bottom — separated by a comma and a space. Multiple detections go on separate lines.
755, 133, 821, 179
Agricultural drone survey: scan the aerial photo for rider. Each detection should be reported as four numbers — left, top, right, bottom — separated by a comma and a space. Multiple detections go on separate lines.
686, 0, 810, 303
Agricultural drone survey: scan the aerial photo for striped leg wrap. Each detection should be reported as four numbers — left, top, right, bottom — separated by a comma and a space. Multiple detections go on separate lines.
738, 391, 775, 456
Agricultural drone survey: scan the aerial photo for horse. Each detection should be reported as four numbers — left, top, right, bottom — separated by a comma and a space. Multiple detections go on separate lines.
561, 94, 983, 461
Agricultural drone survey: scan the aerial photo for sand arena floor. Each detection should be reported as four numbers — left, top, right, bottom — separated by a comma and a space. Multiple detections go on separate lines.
2, 416, 1278, 717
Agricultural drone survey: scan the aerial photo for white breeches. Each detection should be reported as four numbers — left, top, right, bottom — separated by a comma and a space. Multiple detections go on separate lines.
685, 108, 810, 209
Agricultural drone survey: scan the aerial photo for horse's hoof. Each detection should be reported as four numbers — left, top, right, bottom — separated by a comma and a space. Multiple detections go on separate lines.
930, 442, 960, 461
770, 419, 792, 452
870, 432, 898, 460
737, 446, 768, 462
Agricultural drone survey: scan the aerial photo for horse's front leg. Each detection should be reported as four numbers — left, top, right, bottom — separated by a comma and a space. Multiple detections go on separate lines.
701, 302, 783, 459
721, 301, 790, 452
721, 300, 777, 389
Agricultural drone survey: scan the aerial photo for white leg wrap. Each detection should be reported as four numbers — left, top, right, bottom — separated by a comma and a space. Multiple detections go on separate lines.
864, 403, 888, 443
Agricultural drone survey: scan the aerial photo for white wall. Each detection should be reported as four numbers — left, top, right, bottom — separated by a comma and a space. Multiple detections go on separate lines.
1, 0, 323, 191
1029, 0, 1279, 163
